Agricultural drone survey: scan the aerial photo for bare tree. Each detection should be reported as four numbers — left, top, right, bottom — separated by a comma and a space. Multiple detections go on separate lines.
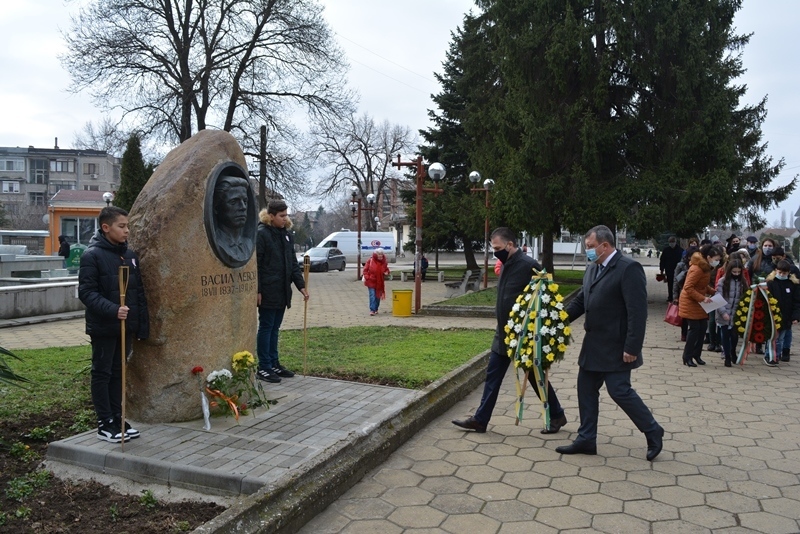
73, 117, 128, 157
6, 204, 47, 231
313, 113, 414, 231
62, 0, 354, 192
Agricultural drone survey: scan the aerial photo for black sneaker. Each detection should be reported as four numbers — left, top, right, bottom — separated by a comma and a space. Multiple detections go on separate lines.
273, 365, 295, 378
257, 368, 281, 383
113, 415, 140, 439
763, 357, 779, 368
97, 418, 130, 443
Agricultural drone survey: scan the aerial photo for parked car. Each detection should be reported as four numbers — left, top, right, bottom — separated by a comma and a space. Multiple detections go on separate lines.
304, 247, 346, 272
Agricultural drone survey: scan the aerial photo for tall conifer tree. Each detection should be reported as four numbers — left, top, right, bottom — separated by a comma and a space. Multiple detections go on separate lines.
114, 133, 150, 212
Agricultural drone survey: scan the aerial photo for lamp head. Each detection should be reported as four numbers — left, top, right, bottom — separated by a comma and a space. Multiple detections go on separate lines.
350, 202, 357, 214
469, 171, 481, 184
428, 162, 446, 182
366, 193, 376, 205
102, 192, 113, 205
484, 178, 495, 190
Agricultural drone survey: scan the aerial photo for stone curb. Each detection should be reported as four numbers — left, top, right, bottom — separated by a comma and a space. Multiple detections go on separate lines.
418, 305, 495, 318
0, 310, 84, 328
193, 350, 489, 534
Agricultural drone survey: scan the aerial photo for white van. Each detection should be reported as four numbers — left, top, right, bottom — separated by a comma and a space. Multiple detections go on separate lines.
318, 230, 397, 264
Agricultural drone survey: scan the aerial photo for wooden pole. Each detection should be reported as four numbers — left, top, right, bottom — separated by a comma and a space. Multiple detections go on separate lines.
303, 256, 310, 376
118, 265, 130, 449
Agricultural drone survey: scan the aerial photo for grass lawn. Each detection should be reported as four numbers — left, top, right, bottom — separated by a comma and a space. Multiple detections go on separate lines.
279, 326, 490, 389
436, 280, 581, 307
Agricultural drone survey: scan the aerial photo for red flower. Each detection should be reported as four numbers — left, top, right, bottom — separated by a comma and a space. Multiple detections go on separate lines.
754, 322, 764, 331
754, 311, 765, 320
192, 366, 204, 375
753, 332, 765, 343
754, 299, 764, 309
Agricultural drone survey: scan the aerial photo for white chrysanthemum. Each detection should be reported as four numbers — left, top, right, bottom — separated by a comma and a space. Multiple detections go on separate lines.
507, 319, 515, 328
555, 302, 564, 310
541, 294, 551, 303
512, 303, 520, 312
521, 354, 529, 363
207, 369, 232, 384
543, 345, 552, 353
519, 310, 526, 318
550, 310, 559, 320
528, 332, 535, 339
540, 326, 550, 336
540, 309, 548, 318
557, 336, 565, 343
525, 294, 532, 301
514, 323, 522, 333
509, 339, 518, 348
557, 322, 565, 330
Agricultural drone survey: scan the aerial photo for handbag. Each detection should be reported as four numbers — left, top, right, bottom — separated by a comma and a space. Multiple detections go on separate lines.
664, 302, 682, 327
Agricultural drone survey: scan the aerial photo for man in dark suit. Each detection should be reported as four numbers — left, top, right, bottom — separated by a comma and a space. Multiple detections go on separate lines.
659, 236, 683, 302
557, 225, 664, 460
452, 227, 567, 434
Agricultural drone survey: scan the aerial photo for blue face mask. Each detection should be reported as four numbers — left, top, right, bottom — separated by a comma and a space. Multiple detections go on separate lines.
776, 274, 789, 281
586, 248, 598, 263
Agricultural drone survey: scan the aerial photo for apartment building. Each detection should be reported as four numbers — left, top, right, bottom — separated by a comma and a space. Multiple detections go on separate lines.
0, 141, 121, 229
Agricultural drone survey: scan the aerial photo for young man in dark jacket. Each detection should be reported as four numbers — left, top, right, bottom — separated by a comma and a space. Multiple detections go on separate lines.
766, 260, 800, 364
58, 235, 71, 267
452, 227, 567, 434
79, 206, 149, 443
256, 199, 308, 383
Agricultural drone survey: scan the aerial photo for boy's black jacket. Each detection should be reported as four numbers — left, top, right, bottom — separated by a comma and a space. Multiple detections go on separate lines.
78, 230, 150, 339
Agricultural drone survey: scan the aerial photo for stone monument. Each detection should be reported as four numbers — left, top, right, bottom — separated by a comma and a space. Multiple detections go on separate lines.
126, 130, 258, 423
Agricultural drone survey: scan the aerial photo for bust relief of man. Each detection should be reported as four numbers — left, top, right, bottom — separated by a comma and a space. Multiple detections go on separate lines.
205, 167, 256, 268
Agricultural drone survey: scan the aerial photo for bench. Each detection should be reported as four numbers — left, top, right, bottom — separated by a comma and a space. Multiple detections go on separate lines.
399, 270, 445, 282
444, 269, 482, 297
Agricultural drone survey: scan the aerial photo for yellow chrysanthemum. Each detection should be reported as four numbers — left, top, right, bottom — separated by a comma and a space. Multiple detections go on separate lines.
547, 353, 555, 361
738, 327, 745, 334
555, 294, 564, 303
524, 285, 530, 291
549, 338, 556, 346
545, 319, 552, 326
564, 326, 571, 336
509, 332, 515, 339
557, 343, 567, 353
549, 283, 559, 293
232, 351, 255, 372
504, 337, 511, 345
559, 310, 568, 321
504, 325, 511, 333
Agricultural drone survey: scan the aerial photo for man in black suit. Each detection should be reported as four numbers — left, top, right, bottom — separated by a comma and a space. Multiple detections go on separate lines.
659, 236, 683, 302
557, 225, 664, 460
452, 227, 567, 434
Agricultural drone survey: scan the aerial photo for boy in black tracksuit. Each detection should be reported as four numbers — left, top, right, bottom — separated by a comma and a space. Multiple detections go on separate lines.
79, 207, 149, 442
765, 260, 800, 365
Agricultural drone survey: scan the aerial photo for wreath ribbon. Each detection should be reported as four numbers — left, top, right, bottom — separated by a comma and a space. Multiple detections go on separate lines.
206, 387, 240, 420
736, 283, 778, 365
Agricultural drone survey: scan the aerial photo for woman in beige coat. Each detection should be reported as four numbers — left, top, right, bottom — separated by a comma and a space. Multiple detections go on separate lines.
679, 244, 724, 367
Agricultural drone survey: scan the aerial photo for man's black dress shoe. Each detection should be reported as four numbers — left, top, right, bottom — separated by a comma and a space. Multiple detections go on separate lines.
541, 414, 568, 434
646, 425, 664, 461
555, 441, 597, 455
451, 416, 487, 433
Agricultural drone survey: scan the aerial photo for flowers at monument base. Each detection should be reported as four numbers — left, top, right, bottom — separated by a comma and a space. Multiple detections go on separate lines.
199, 351, 272, 422
733, 283, 781, 364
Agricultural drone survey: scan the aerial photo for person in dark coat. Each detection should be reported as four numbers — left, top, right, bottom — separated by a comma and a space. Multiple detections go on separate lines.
452, 227, 567, 434
765, 261, 800, 364
256, 199, 308, 383
78, 206, 149, 443
58, 235, 71, 268
659, 236, 683, 302
557, 225, 664, 460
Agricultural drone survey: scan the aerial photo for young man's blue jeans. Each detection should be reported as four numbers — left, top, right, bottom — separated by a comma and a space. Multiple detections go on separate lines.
766, 329, 790, 362
257, 307, 286, 370
368, 288, 380, 313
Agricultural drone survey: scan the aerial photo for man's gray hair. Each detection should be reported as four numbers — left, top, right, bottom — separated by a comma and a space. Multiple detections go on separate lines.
587, 225, 615, 246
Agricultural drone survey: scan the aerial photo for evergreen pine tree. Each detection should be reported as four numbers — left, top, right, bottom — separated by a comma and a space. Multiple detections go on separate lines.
114, 133, 150, 211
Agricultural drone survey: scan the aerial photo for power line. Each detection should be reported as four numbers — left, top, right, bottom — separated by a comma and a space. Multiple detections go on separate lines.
334, 31, 438, 85
348, 57, 431, 95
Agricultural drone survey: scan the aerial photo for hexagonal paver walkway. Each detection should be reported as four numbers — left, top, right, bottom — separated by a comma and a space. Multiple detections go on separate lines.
300, 263, 800, 534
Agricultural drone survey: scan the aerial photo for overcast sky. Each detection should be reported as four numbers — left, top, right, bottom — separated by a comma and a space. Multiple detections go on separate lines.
0, 0, 797, 226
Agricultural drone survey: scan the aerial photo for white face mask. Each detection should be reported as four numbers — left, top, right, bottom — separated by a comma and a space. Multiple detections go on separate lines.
709, 259, 720, 268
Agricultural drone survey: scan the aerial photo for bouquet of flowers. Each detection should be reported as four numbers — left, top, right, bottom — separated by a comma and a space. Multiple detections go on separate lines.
504, 269, 571, 429
733, 283, 781, 364
194, 351, 271, 423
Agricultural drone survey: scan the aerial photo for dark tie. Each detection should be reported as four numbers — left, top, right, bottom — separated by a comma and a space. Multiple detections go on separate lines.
595, 264, 604, 280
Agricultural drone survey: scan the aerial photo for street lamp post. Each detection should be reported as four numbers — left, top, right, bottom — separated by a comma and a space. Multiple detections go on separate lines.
350, 187, 376, 280
102, 192, 113, 206
391, 156, 446, 314
468, 171, 495, 289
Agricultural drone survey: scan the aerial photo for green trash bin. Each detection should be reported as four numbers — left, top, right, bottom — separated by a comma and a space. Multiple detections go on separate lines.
66, 244, 87, 271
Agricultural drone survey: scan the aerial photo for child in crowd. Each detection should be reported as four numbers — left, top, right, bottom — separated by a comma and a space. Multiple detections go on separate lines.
765, 260, 800, 365
715, 259, 745, 367
79, 206, 149, 443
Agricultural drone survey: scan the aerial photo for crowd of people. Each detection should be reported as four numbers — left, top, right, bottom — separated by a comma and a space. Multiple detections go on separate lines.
660, 234, 800, 369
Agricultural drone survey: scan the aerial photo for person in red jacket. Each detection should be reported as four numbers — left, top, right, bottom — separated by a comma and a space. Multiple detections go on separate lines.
363, 249, 390, 315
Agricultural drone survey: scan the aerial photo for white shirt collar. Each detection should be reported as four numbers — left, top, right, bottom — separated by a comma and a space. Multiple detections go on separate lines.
599, 248, 617, 269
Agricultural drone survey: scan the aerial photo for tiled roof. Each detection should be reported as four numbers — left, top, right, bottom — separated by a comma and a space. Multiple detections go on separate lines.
49, 190, 110, 204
